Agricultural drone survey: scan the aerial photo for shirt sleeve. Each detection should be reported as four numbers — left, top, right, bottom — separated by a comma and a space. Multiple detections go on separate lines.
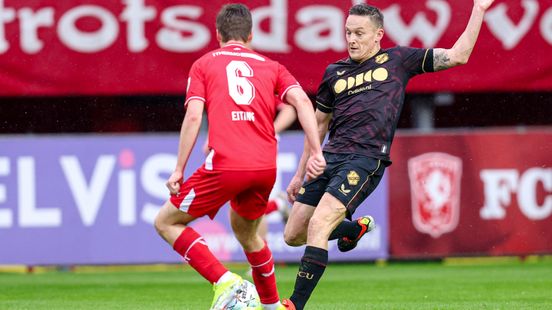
400, 46, 434, 77
184, 60, 206, 106
316, 67, 335, 113
275, 63, 301, 101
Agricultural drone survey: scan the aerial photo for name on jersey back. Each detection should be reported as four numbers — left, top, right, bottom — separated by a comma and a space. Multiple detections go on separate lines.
231, 111, 255, 122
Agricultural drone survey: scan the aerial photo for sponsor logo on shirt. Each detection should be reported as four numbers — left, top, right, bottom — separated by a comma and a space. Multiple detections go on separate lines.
333, 68, 389, 94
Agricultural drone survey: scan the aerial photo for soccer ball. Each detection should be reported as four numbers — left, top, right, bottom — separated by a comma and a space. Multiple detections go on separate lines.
222, 279, 262, 310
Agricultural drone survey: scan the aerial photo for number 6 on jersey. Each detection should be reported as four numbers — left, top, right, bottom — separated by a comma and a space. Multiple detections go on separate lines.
226, 60, 255, 105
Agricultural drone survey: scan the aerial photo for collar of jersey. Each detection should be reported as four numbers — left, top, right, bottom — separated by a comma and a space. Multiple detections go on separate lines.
225, 43, 247, 49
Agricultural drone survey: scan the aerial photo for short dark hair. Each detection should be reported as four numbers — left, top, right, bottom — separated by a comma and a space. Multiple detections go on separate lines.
216, 4, 252, 43
349, 4, 384, 29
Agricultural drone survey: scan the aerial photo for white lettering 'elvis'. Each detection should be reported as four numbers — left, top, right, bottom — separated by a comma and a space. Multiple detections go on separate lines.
212, 51, 266, 62
231, 111, 255, 122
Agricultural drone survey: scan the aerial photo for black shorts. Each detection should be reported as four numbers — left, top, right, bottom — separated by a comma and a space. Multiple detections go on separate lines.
295, 152, 385, 219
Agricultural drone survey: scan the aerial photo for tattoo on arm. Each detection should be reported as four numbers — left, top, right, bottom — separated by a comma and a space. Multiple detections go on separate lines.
434, 48, 452, 71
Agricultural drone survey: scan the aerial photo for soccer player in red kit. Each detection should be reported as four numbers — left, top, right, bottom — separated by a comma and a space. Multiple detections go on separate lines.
153, 4, 325, 310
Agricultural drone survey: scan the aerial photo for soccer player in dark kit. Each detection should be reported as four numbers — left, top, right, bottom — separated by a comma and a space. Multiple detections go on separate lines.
281, 0, 496, 309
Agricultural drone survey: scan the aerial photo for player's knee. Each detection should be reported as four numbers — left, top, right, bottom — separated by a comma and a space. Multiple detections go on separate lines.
283, 229, 306, 247
234, 233, 249, 248
153, 213, 168, 238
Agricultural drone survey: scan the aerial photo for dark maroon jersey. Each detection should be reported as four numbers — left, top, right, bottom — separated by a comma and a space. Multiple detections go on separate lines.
316, 46, 434, 164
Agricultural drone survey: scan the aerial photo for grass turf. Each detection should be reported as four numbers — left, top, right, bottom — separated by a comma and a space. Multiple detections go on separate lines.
1, 259, 551, 309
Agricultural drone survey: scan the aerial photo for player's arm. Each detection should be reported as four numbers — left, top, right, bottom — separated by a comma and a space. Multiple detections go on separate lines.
293, 109, 331, 179
315, 109, 331, 143
274, 104, 297, 134
433, 0, 495, 71
286, 104, 331, 202
284, 87, 326, 180
166, 99, 204, 195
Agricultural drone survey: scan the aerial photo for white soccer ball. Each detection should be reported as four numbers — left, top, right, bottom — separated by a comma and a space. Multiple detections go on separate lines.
222, 279, 262, 310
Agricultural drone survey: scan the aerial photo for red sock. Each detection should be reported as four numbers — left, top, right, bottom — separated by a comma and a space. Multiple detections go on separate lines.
173, 228, 227, 284
265, 200, 278, 214
245, 242, 279, 304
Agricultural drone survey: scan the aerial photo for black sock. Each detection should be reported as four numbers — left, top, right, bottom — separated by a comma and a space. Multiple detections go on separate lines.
328, 220, 362, 240
290, 246, 328, 310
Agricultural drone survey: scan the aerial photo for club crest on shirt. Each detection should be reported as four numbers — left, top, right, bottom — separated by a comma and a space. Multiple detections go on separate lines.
375, 53, 389, 64
347, 170, 360, 186
298, 187, 306, 195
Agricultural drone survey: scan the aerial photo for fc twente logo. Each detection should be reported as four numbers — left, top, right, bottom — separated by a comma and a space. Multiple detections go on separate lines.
407, 152, 462, 238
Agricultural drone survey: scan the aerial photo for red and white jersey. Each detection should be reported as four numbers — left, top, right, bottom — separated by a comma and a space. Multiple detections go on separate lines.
185, 43, 301, 170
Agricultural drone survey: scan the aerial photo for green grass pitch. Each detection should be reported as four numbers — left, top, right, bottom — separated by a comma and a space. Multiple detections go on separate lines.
1, 259, 551, 309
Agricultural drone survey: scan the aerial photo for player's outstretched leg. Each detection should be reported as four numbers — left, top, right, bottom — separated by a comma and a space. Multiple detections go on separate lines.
337, 215, 375, 252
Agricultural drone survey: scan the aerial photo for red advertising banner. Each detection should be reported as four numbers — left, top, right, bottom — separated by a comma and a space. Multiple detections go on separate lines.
1, 0, 551, 96
389, 129, 552, 258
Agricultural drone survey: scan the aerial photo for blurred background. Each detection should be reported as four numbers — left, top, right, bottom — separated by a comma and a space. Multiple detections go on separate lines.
1, 0, 551, 266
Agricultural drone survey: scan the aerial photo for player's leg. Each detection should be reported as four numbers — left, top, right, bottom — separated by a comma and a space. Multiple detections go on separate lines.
283, 153, 360, 247
285, 155, 385, 309
229, 169, 283, 309
154, 201, 228, 284
246, 193, 289, 278
232, 210, 282, 309
284, 169, 330, 247
257, 217, 269, 243
335, 215, 375, 252
154, 167, 245, 309
330, 156, 385, 252
285, 193, 346, 310
283, 201, 315, 246
229, 208, 264, 252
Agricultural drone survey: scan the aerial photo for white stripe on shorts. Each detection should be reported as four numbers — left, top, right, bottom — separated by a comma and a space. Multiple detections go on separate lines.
205, 149, 214, 170
179, 188, 196, 213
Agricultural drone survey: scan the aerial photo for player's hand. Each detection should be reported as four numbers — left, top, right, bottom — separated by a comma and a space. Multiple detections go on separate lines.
474, 0, 494, 11
166, 170, 183, 195
306, 152, 326, 180
286, 175, 304, 203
